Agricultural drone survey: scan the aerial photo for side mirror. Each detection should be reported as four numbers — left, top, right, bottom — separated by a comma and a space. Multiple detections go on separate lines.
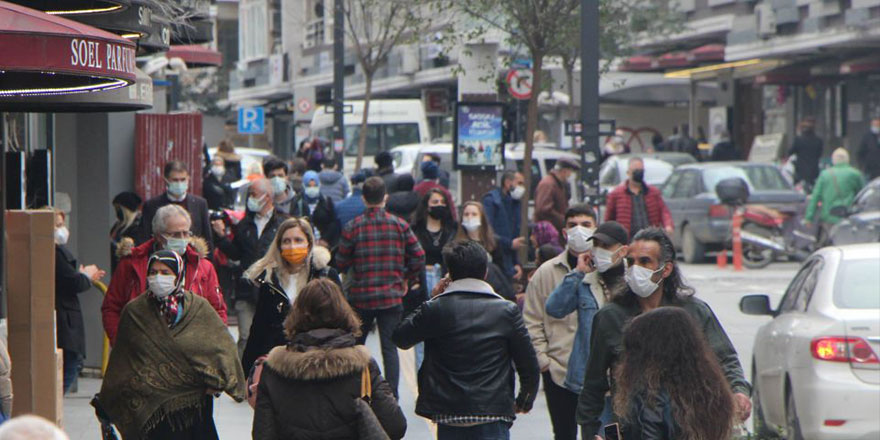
740, 294, 774, 316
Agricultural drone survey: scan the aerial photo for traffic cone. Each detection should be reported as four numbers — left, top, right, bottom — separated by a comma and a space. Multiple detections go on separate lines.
716, 250, 727, 268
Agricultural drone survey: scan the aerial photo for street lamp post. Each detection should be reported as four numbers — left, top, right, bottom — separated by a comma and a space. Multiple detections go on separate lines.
580, 0, 601, 207
333, 0, 345, 168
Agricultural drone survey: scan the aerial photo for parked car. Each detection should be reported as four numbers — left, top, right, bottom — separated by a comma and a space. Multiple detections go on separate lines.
207, 146, 272, 208
611, 152, 697, 169
599, 155, 675, 189
661, 162, 805, 263
390, 143, 423, 175
411, 143, 579, 207
740, 243, 880, 440
829, 177, 880, 246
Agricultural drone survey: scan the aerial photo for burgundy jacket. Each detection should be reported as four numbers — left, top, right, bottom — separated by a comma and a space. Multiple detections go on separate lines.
604, 181, 673, 235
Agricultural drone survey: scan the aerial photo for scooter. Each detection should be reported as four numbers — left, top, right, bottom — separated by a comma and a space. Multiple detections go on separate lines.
738, 204, 816, 269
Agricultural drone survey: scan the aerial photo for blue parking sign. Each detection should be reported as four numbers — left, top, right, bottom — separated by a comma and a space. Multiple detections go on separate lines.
238, 107, 265, 134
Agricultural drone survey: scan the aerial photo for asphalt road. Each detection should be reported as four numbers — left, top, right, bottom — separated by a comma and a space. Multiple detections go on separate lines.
62, 261, 801, 440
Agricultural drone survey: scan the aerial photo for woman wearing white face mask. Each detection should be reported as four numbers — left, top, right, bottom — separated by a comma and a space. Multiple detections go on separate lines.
97, 250, 246, 440
50, 208, 106, 395
453, 201, 515, 301
576, 228, 752, 439
203, 156, 236, 211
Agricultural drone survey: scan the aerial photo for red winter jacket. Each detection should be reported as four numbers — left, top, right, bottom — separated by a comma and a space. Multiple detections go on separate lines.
604, 181, 673, 236
102, 238, 227, 345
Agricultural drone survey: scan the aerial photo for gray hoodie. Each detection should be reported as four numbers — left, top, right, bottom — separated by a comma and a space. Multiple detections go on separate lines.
318, 170, 350, 203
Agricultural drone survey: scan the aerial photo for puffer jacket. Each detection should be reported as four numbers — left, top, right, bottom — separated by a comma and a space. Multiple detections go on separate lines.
318, 170, 351, 203
102, 237, 227, 345
253, 332, 406, 440
604, 181, 673, 236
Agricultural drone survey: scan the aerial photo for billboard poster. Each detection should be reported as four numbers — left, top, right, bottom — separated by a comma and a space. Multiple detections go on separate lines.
453, 102, 505, 170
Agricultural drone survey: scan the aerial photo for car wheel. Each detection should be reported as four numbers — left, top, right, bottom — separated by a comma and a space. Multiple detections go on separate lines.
785, 388, 804, 440
681, 225, 706, 264
752, 366, 779, 438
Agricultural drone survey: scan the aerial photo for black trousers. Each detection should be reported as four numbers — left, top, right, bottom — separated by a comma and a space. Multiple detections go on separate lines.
543, 371, 579, 440
355, 305, 402, 398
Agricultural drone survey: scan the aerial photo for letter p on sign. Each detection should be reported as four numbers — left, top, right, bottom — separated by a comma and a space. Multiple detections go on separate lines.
238, 107, 265, 134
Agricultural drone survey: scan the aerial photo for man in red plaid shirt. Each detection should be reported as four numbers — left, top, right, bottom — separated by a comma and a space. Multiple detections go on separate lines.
337, 176, 425, 397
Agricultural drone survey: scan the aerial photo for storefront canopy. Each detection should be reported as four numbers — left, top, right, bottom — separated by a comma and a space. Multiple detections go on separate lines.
2, 0, 129, 16
0, 1, 137, 96
167, 45, 223, 68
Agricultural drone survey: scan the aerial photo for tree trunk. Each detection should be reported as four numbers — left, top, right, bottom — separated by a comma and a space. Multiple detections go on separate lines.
519, 53, 543, 245
354, 72, 373, 172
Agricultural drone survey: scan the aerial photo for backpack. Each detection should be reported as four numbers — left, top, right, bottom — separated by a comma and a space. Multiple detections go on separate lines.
246, 355, 268, 409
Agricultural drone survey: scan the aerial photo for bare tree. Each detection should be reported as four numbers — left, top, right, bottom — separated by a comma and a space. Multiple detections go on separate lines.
342, 0, 440, 171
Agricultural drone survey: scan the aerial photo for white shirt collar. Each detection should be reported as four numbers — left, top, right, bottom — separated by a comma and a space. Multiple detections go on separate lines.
436, 278, 504, 300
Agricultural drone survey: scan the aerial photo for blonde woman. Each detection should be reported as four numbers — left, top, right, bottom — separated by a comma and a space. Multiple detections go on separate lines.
241, 217, 341, 374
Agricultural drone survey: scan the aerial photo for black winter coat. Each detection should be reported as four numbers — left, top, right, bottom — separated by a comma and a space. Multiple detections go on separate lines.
392, 279, 540, 419
620, 392, 678, 440
138, 193, 213, 247
386, 191, 420, 221
241, 265, 341, 374
289, 195, 341, 249
253, 336, 406, 440
215, 209, 289, 302
858, 130, 880, 180
55, 245, 92, 355
203, 172, 237, 210
787, 133, 824, 186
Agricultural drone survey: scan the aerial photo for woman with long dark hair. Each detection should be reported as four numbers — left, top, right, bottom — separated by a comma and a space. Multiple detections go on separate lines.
453, 201, 515, 300
612, 307, 736, 439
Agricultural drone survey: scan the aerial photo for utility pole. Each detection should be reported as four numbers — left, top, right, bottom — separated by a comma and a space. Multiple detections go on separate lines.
581, 0, 601, 207
333, 0, 345, 168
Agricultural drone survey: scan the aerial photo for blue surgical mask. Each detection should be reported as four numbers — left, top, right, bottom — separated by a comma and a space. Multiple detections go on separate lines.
167, 180, 188, 197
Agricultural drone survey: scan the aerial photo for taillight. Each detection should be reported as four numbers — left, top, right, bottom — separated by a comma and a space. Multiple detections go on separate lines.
709, 204, 731, 218
810, 337, 880, 364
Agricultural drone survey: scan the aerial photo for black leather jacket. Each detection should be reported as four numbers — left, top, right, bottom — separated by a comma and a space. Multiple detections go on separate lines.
392, 278, 540, 420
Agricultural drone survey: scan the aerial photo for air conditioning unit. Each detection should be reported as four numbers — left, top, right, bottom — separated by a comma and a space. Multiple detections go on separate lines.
756, 4, 777, 37
401, 45, 419, 75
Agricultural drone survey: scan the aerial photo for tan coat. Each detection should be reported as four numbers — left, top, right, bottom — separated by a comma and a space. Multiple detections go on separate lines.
523, 251, 578, 388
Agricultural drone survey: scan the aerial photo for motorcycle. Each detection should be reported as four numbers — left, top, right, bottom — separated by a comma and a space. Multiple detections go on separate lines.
715, 177, 817, 269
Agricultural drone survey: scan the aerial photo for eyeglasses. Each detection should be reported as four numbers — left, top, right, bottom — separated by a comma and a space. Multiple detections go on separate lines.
163, 231, 192, 240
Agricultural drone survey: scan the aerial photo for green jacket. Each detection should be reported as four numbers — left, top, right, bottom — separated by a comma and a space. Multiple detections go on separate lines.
806, 164, 866, 224
575, 296, 750, 436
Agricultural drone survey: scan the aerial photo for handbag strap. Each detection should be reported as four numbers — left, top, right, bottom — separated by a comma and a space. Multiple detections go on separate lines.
830, 169, 842, 198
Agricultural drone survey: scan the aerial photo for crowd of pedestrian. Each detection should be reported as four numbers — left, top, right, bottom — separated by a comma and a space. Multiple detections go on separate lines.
20, 123, 875, 439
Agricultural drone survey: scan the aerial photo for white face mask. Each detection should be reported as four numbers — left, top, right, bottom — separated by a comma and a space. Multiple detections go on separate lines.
593, 247, 621, 273
167, 180, 188, 197
211, 166, 225, 177
163, 236, 189, 255
55, 226, 70, 245
247, 195, 266, 213
510, 185, 526, 200
148, 274, 178, 298
304, 186, 321, 199
462, 217, 481, 233
567, 226, 595, 253
625, 263, 665, 298
271, 176, 287, 195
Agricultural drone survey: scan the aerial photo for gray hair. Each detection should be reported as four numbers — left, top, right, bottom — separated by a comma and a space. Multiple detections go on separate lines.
831, 147, 849, 165
152, 204, 192, 235
250, 178, 275, 199
628, 157, 645, 168
0, 415, 69, 440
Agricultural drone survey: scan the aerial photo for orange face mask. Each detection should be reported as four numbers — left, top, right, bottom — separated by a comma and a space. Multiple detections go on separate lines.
281, 247, 309, 265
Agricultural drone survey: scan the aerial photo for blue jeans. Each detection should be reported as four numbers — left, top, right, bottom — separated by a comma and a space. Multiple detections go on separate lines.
62, 350, 83, 394
437, 421, 511, 440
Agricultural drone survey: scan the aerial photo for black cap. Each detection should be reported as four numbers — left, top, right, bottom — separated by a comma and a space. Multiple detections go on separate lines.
556, 158, 581, 170
591, 221, 628, 246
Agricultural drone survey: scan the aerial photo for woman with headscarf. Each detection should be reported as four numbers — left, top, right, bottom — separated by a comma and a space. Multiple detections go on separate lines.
531, 220, 564, 255
97, 250, 245, 440
252, 278, 406, 440
290, 171, 340, 250
241, 217, 341, 375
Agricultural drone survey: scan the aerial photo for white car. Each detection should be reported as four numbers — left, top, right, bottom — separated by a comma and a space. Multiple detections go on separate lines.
390, 144, 423, 175
741, 243, 880, 439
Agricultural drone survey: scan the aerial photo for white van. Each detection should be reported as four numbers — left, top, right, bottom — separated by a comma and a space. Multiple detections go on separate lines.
310, 100, 431, 173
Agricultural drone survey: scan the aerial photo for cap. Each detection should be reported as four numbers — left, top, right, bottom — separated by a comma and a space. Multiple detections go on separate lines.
591, 221, 628, 246
556, 158, 581, 170
421, 160, 439, 179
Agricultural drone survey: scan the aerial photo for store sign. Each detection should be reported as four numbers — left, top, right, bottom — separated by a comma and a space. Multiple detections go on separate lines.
70, 39, 136, 76
422, 89, 449, 115
453, 102, 505, 170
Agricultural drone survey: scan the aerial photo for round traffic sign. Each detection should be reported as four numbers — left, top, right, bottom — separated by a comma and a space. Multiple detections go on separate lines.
296, 98, 313, 114
506, 69, 533, 100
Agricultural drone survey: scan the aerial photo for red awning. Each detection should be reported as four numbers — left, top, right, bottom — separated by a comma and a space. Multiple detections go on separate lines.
619, 55, 655, 72
166, 44, 223, 67
656, 52, 690, 68
688, 44, 724, 62
840, 56, 880, 75
0, 1, 137, 96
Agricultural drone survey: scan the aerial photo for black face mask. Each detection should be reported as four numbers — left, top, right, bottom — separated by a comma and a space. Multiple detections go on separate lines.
428, 205, 448, 220
631, 169, 645, 183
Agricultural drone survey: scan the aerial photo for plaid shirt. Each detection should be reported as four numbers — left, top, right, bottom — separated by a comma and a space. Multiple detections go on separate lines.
336, 207, 425, 310
432, 414, 514, 426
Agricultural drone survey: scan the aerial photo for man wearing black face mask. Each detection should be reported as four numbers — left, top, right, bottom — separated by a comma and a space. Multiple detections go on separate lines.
604, 157, 673, 238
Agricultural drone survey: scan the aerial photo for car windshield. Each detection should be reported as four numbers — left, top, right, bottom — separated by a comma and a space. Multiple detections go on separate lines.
834, 258, 880, 309
854, 183, 880, 213
702, 166, 790, 193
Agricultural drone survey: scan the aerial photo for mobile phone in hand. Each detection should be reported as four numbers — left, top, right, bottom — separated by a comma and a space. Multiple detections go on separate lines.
603, 423, 621, 440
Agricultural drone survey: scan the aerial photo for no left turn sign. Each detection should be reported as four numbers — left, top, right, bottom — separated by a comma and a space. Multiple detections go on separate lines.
296, 98, 313, 114
506, 69, 533, 100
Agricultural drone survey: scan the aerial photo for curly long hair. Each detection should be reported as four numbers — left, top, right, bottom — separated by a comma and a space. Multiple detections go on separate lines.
614, 227, 694, 308
613, 307, 735, 440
